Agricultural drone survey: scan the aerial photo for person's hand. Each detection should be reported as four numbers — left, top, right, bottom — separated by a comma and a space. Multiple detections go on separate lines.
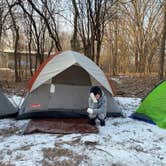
90, 93, 98, 103
87, 108, 93, 114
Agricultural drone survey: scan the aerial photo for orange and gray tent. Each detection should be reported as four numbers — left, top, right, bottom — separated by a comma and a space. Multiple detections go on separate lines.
18, 50, 122, 119
0, 91, 18, 118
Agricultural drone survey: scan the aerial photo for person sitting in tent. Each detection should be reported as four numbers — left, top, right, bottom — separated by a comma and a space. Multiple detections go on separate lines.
87, 86, 107, 126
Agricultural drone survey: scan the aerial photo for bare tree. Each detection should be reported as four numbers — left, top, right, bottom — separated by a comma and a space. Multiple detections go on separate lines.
0, 1, 5, 47
6, 0, 21, 82
102, 0, 162, 75
125, 0, 162, 73
0, 0, 10, 50
18, 0, 57, 74
71, 0, 80, 51
76, 0, 115, 64
159, 0, 166, 80
26, 0, 62, 51
22, 5, 34, 76
109, 0, 162, 74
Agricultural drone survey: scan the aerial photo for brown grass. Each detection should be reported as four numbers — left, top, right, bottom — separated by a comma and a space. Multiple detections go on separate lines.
42, 138, 89, 166
42, 146, 87, 166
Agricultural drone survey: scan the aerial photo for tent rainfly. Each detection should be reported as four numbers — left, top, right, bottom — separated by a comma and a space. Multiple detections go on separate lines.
0, 91, 18, 118
18, 50, 122, 119
131, 80, 166, 129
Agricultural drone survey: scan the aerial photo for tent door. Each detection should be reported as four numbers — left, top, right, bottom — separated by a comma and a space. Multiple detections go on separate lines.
48, 84, 90, 110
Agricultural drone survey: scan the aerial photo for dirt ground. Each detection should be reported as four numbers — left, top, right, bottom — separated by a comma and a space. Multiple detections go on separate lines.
0, 80, 28, 96
0, 75, 161, 98
110, 75, 160, 98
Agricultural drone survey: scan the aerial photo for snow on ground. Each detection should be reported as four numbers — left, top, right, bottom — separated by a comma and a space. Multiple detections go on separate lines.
114, 97, 141, 116
7, 95, 24, 108
0, 97, 166, 166
110, 77, 122, 84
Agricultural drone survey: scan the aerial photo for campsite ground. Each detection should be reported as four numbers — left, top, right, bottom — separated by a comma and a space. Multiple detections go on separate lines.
0, 75, 160, 98
0, 96, 166, 166
110, 75, 159, 98
0, 75, 166, 166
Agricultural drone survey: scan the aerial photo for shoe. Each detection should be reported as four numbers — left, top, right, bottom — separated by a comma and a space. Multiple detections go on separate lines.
100, 120, 105, 126
88, 118, 96, 126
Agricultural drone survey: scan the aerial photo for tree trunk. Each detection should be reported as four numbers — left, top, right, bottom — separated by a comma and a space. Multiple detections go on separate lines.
6, 0, 21, 82
28, 24, 33, 76
96, 40, 101, 65
14, 27, 20, 82
112, 19, 118, 76
71, 0, 80, 51
159, 5, 166, 80
135, 49, 139, 72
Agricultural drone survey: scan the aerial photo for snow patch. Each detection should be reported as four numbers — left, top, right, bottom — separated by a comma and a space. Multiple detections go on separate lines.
0, 96, 166, 166
111, 77, 122, 84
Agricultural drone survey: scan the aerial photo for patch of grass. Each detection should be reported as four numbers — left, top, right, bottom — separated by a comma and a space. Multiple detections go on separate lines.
15, 144, 33, 151
42, 144, 88, 166
83, 141, 98, 146
0, 126, 20, 137
0, 162, 15, 166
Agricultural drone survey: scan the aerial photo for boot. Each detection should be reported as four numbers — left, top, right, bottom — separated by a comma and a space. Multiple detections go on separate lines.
88, 118, 96, 126
100, 120, 105, 126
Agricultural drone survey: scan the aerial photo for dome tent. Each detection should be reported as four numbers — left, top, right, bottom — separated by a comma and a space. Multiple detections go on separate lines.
18, 50, 122, 119
131, 80, 166, 129
0, 91, 18, 118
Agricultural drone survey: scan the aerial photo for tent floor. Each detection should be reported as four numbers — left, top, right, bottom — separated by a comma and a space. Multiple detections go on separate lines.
17, 110, 123, 119
0, 112, 18, 119
23, 118, 98, 134
130, 112, 156, 125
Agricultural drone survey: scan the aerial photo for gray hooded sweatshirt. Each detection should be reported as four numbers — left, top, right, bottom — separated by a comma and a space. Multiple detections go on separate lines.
88, 91, 107, 115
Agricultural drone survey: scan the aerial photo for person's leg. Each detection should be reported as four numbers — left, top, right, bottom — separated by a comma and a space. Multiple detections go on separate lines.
98, 113, 106, 126
88, 113, 97, 125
